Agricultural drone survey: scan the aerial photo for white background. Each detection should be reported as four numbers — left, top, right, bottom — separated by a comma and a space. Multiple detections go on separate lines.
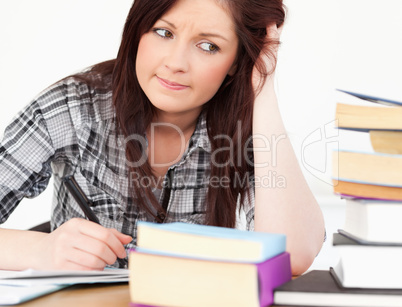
1, 0, 402, 270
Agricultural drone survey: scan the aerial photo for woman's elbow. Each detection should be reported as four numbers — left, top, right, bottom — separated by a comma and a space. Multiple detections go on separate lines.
290, 250, 316, 275
289, 230, 325, 275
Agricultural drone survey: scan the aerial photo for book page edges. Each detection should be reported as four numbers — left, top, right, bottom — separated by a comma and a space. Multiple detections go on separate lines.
129, 251, 260, 307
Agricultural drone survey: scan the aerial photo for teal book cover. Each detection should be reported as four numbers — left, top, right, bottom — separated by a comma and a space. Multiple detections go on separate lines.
135, 221, 286, 263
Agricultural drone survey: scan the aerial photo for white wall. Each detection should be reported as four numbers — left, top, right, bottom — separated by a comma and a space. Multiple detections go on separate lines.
1, 0, 402, 270
0, 0, 134, 230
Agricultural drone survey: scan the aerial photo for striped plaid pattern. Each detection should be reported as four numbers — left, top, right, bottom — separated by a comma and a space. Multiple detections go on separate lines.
0, 78, 255, 267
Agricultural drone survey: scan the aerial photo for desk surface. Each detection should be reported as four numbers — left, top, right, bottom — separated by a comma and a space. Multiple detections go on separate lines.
18, 283, 131, 307
16, 282, 288, 307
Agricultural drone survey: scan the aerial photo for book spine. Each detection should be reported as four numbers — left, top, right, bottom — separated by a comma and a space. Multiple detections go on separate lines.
258, 252, 292, 307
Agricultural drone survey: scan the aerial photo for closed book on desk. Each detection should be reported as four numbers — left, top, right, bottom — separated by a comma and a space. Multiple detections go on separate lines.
129, 250, 291, 307
332, 232, 402, 289
369, 130, 402, 155
333, 180, 402, 201
335, 103, 402, 131
342, 198, 402, 243
335, 90, 402, 155
332, 150, 402, 187
273, 270, 402, 307
136, 221, 286, 262
335, 89, 402, 131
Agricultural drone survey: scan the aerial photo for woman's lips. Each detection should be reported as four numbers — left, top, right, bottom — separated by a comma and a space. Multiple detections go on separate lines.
157, 76, 189, 91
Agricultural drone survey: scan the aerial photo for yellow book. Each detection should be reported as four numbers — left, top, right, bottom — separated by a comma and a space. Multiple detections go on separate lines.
369, 130, 402, 154
336, 103, 402, 131
129, 250, 291, 307
333, 150, 402, 187
128, 222, 291, 307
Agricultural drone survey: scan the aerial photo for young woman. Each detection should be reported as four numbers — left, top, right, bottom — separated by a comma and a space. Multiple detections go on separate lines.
0, 0, 324, 275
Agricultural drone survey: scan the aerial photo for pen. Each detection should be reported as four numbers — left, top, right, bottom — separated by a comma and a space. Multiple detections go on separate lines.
62, 175, 100, 224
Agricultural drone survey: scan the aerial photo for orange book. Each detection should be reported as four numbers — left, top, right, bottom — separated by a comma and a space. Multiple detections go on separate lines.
333, 179, 402, 201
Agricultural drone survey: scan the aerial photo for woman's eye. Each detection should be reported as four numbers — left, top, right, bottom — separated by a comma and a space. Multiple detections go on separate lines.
198, 42, 220, 54
153, 28, 173, 39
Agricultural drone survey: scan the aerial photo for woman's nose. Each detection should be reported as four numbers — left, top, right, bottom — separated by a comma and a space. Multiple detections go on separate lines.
163, 41, 189, 73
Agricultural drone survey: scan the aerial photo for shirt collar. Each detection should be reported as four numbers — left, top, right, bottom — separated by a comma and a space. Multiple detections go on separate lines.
188, 111, 211, 154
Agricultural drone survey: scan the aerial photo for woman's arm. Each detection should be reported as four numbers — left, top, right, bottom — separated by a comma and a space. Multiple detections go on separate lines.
252, 25, 325, 275
0, 218, 132, 271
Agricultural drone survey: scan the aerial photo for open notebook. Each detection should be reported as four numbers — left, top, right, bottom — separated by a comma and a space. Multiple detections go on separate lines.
0, 284, 68, 305
0, 268, 129, 305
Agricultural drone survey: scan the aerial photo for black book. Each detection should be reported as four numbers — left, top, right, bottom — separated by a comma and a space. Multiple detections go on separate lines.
336, 229, 402, 247
273, 270, 402, 307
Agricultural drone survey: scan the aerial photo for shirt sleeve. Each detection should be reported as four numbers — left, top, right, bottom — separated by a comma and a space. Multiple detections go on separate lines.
0, 98, 55, 224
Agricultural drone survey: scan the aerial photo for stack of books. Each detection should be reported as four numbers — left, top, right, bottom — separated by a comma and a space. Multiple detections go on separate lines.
333, 89, 402, 200
272, 90, 402, 307
273, 269, 402, 307
332, 89, 402, 289
128, 221, 291, 307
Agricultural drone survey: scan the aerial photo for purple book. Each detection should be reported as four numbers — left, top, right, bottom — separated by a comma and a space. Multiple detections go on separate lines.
130, 252, 291, 307
339, 193, 402, 202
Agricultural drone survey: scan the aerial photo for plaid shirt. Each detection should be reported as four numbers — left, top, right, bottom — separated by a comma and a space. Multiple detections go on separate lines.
0, 78, 255, 267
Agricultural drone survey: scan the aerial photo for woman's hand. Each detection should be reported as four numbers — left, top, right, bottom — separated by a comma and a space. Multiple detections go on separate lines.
252, 23, 283, 96
31, 218, 132, 270
251, 22, 325, 275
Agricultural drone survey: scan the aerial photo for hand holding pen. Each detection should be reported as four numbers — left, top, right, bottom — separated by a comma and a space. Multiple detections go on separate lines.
62, 175, 100, 224
28, 176, 132, 271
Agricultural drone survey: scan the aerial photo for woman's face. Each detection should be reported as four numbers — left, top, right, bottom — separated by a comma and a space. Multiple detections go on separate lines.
136, 0, 238, 119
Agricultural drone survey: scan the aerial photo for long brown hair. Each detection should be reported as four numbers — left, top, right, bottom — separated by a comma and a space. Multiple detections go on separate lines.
78, 0, 285, 228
